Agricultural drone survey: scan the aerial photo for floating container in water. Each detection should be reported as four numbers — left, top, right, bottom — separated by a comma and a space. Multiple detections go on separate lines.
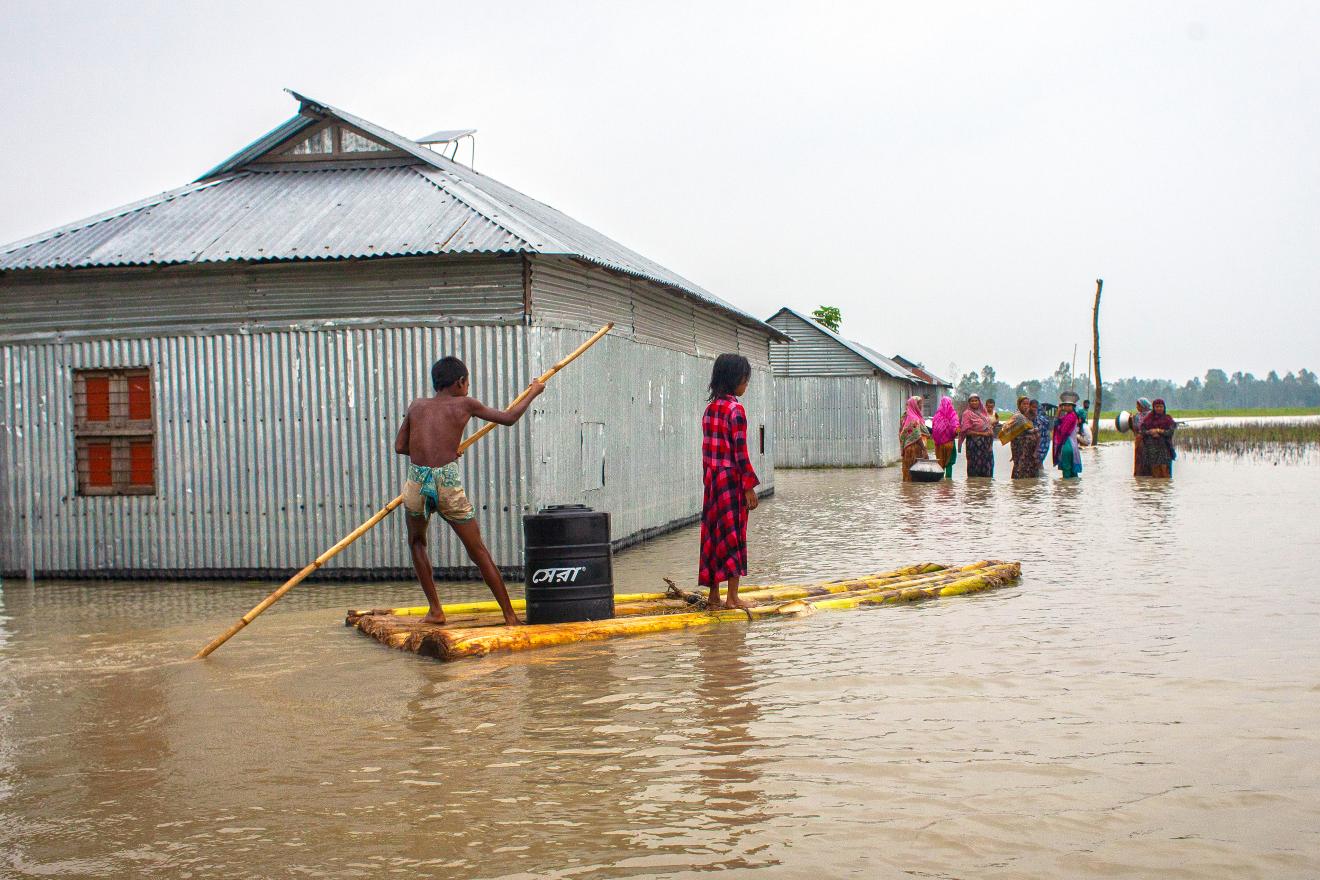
523, 505, 614, 625
909, 459, 944, 482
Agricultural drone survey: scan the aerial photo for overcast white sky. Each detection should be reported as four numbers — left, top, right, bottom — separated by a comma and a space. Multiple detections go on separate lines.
3, 1, 1317, 383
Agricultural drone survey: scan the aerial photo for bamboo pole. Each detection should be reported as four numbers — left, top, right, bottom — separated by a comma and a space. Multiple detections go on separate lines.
1092, 279, 1103, 442
194, 322, 616, 659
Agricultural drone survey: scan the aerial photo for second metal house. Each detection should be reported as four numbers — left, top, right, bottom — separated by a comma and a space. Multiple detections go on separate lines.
767, 307, 921, 468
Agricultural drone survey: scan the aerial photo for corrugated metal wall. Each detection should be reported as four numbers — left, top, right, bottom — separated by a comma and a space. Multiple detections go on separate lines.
774, 375, 913, 468
0, 255, 526, 341
767, 311, 874, 377
530, 256, 771, 369
0, 325, 530, 577
775, 375, 881, 467
526, 326, 775, 552
878, 380, 913, 465
524, 256, 779, 553
0, 252, 782, 577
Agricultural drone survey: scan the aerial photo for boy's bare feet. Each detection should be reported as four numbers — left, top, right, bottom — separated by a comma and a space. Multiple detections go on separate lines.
502, 613, 523, 626
422, 609, 447, 625
722, 598, 752, 611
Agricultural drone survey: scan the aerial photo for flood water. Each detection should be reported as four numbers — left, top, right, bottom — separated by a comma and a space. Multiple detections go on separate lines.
2, 442, 1318, 878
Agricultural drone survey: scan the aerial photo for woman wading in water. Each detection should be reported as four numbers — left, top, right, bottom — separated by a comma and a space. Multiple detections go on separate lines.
699, 354, 761, 610
1139, 398, 1177, 478
931, 397, 960, 479
1052, 398, 1084, 480
899, 395, 931, 481
1132, 397, 1153, 476
958, 394, 996, 478
1008, 396, 1042, 479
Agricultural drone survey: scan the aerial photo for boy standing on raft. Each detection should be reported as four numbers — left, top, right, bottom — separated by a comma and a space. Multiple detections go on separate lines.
395, 356, 544, 625
699, 354, 761, 610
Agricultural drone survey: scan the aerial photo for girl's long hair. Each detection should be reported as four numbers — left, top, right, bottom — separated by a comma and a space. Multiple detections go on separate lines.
708, 353, 752, 401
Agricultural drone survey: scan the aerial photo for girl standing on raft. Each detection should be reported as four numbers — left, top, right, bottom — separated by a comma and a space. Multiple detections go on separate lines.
899, 395, 932, 481
958, 394, 996, 478
931, 397, 960, 479
1139, 399, 1177, 478
1052, 397, 1084, 479
699, 354, 761, 610
1132, 397, 1153, 476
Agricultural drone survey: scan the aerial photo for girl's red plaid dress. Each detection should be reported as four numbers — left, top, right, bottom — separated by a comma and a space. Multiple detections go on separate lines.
699, 394, 760, 587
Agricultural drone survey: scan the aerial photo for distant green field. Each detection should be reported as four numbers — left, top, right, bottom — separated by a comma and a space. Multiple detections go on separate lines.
1096, 406, 1320, 420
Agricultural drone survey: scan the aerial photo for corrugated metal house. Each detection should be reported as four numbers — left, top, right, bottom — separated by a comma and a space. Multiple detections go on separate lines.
767, 308, 923, 468
0, 90, 785, 578
891, 355, 953, 417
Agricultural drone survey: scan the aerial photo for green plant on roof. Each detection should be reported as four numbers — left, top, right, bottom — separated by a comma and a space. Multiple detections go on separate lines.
812, 305, 842, 332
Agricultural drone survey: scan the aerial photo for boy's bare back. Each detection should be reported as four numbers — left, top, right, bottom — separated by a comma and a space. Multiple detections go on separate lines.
394, 380, 544, 467
399, 396, 476, 467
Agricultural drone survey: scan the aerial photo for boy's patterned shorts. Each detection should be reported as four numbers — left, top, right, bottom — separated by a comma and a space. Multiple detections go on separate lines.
402, 461, 476, 524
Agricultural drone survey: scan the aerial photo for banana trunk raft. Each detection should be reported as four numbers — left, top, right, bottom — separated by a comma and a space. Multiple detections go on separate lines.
346, 560, 1021, 662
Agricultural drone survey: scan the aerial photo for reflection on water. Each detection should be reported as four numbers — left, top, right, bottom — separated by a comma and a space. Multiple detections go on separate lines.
2, 445, 1319, 878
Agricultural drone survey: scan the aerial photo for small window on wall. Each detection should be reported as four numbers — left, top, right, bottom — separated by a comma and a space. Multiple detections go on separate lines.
73, 368, 155, 496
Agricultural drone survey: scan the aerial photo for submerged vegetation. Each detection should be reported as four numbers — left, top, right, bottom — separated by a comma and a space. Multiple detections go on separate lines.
1100, 420, 1320, 461
1097, 406, 1320, 420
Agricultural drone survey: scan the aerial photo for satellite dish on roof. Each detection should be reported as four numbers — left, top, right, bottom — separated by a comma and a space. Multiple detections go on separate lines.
416, 129, 477, 169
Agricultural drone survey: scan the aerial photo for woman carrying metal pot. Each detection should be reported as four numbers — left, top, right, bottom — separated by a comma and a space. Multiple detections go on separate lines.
1139, 399, 1177, 478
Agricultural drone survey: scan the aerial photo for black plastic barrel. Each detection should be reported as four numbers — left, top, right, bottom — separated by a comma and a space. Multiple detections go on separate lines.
523, 505, 614, 625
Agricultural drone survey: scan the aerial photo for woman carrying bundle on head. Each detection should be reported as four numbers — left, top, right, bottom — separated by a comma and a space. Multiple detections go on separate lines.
899, 395, 932, 482
1007, 396, 1043, 479
699, 354, 761, 610
958, 394, 996, 478
1139, 399, 1177, 478
931, 397, 960, 479
1132, 397, 1153, 477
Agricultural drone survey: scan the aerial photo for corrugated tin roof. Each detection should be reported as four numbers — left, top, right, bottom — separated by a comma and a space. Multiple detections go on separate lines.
2, 90, 784, 339
891, 354, 951, 387
768, 307, 918, 381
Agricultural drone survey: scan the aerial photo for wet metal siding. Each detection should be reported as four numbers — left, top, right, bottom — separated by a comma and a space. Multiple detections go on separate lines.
768, 310, 920, 468
0, 325, 529, 577
0, 255, 525, 341
530, 256, 771, 369
526, 326, 774, 547
776, 376, 880, 467
767, 311, 874, 376
876, 378, 912, 465
526, 257, 776, 546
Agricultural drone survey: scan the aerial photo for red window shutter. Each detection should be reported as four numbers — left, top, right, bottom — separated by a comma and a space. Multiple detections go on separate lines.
129, 440, 154, 485
86, 376, 111, 422
88, 442, 113, 487
127, 374, 152, 420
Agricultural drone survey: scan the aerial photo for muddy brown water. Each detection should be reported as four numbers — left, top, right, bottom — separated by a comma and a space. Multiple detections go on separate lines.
2, 443, 1318, 878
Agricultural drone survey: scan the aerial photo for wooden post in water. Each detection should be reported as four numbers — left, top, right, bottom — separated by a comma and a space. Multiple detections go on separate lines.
193, 322, 615, 659
1092, 279, 1103, 442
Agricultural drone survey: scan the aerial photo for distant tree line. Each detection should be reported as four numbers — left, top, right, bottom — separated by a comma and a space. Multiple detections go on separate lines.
955, 365, 1320, 410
